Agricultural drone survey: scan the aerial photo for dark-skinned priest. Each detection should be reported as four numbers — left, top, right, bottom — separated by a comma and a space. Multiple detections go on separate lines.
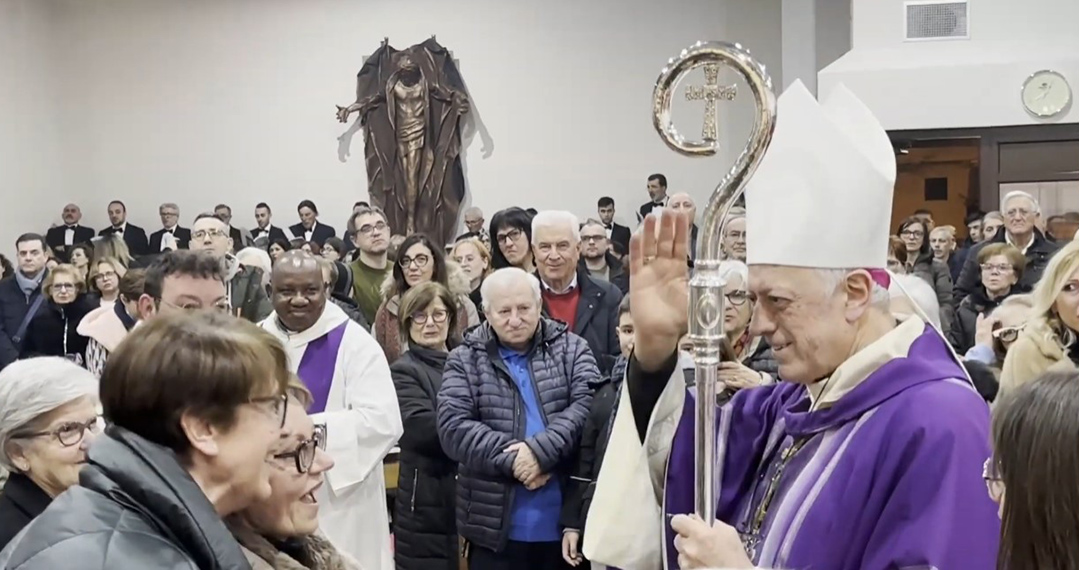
582, 82, 999, 570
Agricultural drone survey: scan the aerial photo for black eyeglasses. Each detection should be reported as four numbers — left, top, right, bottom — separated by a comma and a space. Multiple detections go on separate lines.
399, 254, 430, 268
412, 309, 449, 325
496, 228, 522, 244
274, 424, 327, 474
20, 416, 102, 447
725, 290, 750, 306
250, 393, 288, 429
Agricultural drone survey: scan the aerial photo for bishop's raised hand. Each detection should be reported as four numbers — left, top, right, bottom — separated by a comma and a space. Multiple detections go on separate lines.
629, 211, 690, 372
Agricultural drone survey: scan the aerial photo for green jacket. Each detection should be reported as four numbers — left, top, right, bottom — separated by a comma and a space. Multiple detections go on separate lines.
230, 265, 273, 322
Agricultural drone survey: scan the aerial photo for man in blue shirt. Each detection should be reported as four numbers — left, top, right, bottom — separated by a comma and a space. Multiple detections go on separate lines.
438, 267, 597, 570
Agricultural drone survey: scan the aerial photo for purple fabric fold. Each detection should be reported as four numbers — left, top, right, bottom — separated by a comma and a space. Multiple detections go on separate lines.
295, 322, 348, 414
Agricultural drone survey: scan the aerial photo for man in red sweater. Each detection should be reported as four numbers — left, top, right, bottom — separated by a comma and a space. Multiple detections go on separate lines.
532, 211, 623, 373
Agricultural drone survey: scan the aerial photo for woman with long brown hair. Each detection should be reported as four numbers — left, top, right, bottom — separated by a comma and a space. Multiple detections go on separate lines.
990, 370, 1079, 570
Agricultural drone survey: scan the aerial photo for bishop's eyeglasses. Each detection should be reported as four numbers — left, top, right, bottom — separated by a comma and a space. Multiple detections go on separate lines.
274, 424, 328, 474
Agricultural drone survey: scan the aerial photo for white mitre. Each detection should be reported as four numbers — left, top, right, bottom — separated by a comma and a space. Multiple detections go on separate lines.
744, 81, 896, 269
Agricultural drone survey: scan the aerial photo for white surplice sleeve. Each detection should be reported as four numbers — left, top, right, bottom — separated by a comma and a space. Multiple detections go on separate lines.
311, 332, 404, 493
582, 365, 687, 570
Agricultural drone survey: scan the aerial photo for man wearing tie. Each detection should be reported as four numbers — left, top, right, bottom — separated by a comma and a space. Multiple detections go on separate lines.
45, 204, 95, 262
636, 173, 669, 224
148, 202, 192, 252
289, 199, 336, 245
251, 202, 289, 248
98, 200, 149, 256
597, 196, 631, 255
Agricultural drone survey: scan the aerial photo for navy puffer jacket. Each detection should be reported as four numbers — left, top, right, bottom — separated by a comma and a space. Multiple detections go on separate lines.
436, 318, 597, 552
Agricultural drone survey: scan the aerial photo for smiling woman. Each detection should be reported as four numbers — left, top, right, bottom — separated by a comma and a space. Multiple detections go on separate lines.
0, 311, 292, 569
226, 380, 357, 570
0, 358, 99, 550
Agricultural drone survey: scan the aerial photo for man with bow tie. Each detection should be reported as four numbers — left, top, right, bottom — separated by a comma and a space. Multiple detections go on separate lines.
149, 202, 192, 252
251, 202, 289, 248
597, 197, 630, 255
97, 200, 149, 256
45, 204, 95, 262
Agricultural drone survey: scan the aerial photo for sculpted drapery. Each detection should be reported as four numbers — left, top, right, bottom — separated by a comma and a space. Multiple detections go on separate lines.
337, 39, 470, 246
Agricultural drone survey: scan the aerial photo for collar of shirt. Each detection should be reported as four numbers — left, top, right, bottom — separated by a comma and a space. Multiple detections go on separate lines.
1005, 232, 1033, 255
541, 273, 578, 295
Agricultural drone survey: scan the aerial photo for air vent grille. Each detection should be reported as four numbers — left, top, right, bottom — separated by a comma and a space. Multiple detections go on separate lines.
905, 1, 969, 40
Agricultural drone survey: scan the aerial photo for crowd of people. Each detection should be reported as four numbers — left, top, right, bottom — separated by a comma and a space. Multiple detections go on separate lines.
0, 93, 1078, 570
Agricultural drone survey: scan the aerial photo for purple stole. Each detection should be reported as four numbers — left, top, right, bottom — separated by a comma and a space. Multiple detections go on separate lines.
295, 322, 349, 414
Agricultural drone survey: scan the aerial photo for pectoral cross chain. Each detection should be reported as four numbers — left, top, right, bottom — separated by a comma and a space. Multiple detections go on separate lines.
685, 64, 737, 143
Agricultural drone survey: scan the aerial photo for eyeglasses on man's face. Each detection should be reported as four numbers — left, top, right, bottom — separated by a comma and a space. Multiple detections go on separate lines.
359, 221, 387, 235
19, 416, 102, 447
192, 229, 227, 240
274, 424, 327, 474
725, 290, 750, 306
581, 234, 606, 244
156, 297, 231, 314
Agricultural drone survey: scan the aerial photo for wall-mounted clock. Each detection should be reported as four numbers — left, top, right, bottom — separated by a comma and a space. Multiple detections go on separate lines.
1022, 70, 1072, 118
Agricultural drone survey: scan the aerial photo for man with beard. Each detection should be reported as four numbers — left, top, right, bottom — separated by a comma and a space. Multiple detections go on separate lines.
45, 204, 95, 262
578, 219, 628, 294
98, 201, 149, 257
347, 206, 393, 324
260, 250, 401, 570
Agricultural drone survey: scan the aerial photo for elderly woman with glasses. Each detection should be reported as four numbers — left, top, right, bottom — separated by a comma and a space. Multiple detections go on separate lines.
19, 264, 96, 364
0, 358, 99, 550
0, 312, 291, 569
390, 282, 460, 570
713, 260, 778, 402
226, 381, 357, 570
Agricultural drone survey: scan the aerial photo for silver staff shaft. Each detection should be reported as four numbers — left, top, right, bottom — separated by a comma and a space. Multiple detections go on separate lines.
652, 41, 776, 525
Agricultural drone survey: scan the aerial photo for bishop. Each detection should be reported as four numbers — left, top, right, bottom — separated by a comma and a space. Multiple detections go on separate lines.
582, 82, 1000, 570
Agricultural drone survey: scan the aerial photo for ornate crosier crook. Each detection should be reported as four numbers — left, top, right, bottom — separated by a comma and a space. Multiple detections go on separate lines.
652, 41, 777, 526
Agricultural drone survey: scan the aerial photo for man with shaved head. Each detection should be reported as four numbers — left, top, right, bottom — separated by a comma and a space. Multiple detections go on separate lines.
260, 250, 401, 570
45, 204, 95, 262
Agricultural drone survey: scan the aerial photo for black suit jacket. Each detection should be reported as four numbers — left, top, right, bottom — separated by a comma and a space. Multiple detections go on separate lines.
608, 223, 631, 253
44, 225, 96, 262
98, 224, 149, 257
251, 225, 289, 247
288, 222, 336, 245
148, 227, 191, 252
0, 473, 52, 551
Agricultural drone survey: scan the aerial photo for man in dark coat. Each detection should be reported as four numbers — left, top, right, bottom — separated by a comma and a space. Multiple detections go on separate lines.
596, 197, 631, 255
335, 38, 471, 246
0, 234, 50, 370
437, 268, 595, 569
44, 204, 95, 262
954, 192, 1059, 298
578, 220, 629, 295
97, 201, 149, 257
147, 202, 191, 253
532, 212, 623, 375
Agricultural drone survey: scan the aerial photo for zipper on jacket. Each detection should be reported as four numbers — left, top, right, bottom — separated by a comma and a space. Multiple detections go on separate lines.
410, 468, 419, 512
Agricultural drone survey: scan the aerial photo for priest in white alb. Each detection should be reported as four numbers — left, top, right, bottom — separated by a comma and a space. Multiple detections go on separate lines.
582, 82, 1000, 570
261, 251, 403, 570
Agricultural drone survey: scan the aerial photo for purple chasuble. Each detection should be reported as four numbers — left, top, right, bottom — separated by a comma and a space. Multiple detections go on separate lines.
295, 321, 348, 414
663, 325, 1000, 569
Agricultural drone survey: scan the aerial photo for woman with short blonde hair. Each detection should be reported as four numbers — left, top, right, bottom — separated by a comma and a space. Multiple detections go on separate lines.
1000, 240, 1079, 398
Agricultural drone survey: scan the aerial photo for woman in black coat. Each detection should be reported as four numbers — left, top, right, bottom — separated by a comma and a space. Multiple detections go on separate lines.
390, 282, 459, 570
19, 265, 95, 365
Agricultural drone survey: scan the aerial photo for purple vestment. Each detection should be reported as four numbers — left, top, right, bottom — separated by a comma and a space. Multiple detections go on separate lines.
663, 325, 1000, 569
295, 321, 348, 413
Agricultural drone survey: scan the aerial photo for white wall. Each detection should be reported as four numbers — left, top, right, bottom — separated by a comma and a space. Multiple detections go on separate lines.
821, 0, 1079, 130
22, 0, 783, 242
0, 1, 68, 259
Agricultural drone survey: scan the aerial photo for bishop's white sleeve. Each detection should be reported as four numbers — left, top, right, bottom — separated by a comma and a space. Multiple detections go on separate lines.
311, 337, 403, 493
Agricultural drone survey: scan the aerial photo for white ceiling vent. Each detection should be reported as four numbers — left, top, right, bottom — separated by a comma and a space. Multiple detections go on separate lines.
904, 1, 969, 41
